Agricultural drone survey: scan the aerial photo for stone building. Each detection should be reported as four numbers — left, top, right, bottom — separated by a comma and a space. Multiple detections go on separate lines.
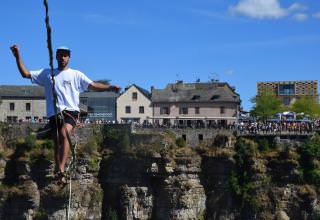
257, 80, 318, 105
0, 85, 118, 123
117, 84, 152, 124
151, 81, 240, 127
0, 85, 46, 122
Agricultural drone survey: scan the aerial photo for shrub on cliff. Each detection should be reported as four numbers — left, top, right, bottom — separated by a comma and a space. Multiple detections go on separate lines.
106, 207, 118, 220
212, 134, 229, 148
102, 127, 131, 153
176, 137, 186, 148
230, 138, 261, 212
24, 134, 37, 151
299, 134, 320, 188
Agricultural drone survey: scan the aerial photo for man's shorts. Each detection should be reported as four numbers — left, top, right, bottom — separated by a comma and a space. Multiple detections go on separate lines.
49, 110, 79, 130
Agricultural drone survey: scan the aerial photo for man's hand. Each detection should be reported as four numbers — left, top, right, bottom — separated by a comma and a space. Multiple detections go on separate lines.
88, 82, 121, 92
10, 44, 31, 78
10, 44, 20, 58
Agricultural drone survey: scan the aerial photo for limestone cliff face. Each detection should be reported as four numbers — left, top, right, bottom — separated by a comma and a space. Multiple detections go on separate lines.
0, 154, 102, 220
0, 124, 320, 220
99, 150, 206, 220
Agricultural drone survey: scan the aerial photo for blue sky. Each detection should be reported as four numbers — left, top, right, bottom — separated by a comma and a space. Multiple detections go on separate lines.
1, 0, 320, 110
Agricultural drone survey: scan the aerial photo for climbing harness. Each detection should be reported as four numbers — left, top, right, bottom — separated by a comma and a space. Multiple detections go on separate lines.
43, 1, 77, 219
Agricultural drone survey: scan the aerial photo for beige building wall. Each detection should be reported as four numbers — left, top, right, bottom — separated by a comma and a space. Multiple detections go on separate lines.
0, 99, 46, 122
117, 86, 152, 123
153, 102, 238, 124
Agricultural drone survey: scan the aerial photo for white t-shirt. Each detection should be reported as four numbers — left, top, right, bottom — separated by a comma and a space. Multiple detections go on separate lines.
30, 68, 93, 117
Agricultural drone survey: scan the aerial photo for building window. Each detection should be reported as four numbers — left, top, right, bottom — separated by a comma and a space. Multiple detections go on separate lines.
125, 106, 131, 114
279, 84, 295, 95
220, 106, 225, 114
161, 107, 170, 115
198, 134, 203, 142
9, 103, 15, 111
195, 107, 200, 114
139, 106, 144, 114
180, 107, 188, 114
26, 103, 31, 111
7, 116, 17, 123
132, 92, 138, 101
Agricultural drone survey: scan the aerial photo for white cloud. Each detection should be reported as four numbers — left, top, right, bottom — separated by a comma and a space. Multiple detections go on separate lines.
288, 3, 307, 12
229, 0, 306, 20
313, 12, 320, 19
292, 13, 308, 22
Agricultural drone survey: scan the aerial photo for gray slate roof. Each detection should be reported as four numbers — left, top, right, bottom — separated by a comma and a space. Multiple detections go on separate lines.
151, 82, 240, 103
119, 84, 151, 100
0, 85, 45, 98
134, 84, 151, 99
0, 85, 118, 99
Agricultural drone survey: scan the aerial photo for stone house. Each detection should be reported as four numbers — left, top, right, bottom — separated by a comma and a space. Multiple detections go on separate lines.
117, 84, 152, 124
0, 85, 46, 122
0, 85, 121, 124
151, 81, 240, 127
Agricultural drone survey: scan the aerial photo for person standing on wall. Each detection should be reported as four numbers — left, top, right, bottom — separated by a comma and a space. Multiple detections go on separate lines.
10, 44, 120, 184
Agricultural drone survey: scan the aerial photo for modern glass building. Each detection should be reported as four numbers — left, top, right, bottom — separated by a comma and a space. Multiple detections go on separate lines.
257, 80, 318, 105
80, 91, 118, 122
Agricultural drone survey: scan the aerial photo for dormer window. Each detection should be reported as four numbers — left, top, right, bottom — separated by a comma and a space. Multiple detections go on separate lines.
211, 95, 220, 100
191, 95, 200, 100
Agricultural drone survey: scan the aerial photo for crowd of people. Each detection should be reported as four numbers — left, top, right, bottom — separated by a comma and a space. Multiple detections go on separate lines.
9, 117, 320, 135
236, 120, 320, 134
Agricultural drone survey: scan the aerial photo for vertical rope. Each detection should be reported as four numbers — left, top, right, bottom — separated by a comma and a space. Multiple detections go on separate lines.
43, 1, 73, 220
43, 0, 58, 117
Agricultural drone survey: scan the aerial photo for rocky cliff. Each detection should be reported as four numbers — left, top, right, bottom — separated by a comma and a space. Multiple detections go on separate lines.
0, 123, 319, 220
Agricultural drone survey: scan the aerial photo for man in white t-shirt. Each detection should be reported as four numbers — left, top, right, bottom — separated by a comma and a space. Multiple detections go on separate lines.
10, 44, 120, 184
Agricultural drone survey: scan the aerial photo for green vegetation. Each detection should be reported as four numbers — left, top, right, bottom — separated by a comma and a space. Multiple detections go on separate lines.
229, 138, 260, 211
24, 134, 37, 150
34, 208, 48, 220
175, 137, 186, 148
212, 134, 229, 148
106, 207, 118, 220
299, 134, 320, 189
250, 93, 284, 120
164, 129, 176, 141
197, 210, 206, 220
102, 126, 131, 153
0, 122, 8, 137
291, 96, 320, 119
255, 138, 276, 152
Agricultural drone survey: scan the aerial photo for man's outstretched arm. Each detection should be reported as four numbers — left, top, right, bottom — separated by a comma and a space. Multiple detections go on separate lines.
88, 82, 121, 93
10, 44, 31, 79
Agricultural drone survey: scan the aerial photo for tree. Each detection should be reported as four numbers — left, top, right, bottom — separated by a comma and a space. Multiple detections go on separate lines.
291, 96, 320, 119
250, 93, 283, 121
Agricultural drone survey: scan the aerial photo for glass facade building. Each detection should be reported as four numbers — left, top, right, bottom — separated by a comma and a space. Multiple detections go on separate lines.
80, 91, 118, 122
257, 80, 318, 106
